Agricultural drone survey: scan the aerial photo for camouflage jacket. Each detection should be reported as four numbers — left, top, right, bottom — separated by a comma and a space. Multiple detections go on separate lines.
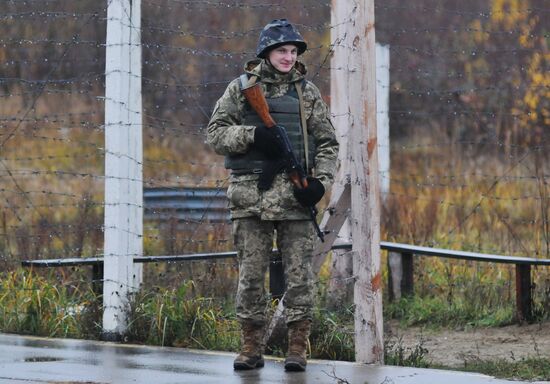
207, 59, 339, 220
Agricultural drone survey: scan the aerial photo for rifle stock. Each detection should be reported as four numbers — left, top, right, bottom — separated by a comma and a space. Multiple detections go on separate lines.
241, 84, 276, 128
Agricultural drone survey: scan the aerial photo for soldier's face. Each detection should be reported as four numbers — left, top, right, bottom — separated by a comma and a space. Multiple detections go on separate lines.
268, 44, 298, 73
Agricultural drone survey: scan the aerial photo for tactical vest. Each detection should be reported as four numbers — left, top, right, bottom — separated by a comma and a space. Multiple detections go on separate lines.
224, 85, 316, 174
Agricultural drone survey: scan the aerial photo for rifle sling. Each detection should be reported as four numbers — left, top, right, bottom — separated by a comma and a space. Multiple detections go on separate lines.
295, 80, 309, 172
247, 74, 258, 87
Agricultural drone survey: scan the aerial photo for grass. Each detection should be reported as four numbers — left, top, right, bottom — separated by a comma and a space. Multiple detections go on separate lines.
384, 295, 515, 328
384, 337, 430, 368
310, 307, 355, 361
457, 357, 550, 381
125, 280, 239, 351
125, 283, 357, 360
0, 269, 100, 338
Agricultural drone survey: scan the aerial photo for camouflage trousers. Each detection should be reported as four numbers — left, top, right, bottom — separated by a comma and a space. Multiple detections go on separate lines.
233, 217, 316, 325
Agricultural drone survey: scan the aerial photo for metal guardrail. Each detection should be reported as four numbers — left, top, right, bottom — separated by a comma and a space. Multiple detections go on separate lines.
376, 242, 549, 322
23, 241, 550, 322
143, 187, 229, 223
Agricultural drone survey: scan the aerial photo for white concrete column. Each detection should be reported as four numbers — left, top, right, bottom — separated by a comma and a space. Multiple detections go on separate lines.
103, 0, 143, 338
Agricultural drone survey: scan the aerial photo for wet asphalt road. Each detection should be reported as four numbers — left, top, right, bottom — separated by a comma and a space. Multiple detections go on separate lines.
0, 333, 547, 384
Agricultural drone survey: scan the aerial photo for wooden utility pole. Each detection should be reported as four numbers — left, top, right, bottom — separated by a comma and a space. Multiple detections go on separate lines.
326, 42, 390, 309
376, 44, 390, 201
103, 0, 143, 339
345, 0, 383, 363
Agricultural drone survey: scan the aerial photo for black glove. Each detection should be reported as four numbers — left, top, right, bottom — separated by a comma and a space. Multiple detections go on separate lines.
253, 126, 283, 159
293, 177, 325, 207
257, 159, 286, 191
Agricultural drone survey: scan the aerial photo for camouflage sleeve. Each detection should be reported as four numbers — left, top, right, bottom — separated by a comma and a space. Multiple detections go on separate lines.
305, 82, 339, 189
206, 79, 256, 156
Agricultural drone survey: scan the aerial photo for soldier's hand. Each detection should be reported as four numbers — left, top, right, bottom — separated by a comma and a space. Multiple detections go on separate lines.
253, 126, 283, 158
293, 177, 325, 207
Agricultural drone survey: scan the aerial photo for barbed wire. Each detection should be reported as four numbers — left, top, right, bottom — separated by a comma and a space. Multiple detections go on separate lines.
376, 3, 550, 16
0, 12, 103, 21
143, 0, 291, 10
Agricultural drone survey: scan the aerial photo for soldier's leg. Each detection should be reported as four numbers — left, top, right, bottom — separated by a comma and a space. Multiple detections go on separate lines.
234, 217, 274, 323
276, 220, 315, 371
276, 220, 315, 323
232, 217, 274, 370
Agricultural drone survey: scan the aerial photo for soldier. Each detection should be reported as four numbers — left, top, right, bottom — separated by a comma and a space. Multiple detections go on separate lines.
207, 19, 338, 371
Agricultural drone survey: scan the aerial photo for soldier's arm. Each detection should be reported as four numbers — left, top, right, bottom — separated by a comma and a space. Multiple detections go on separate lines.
206, 79, 256, 156
305, 83, 339, 189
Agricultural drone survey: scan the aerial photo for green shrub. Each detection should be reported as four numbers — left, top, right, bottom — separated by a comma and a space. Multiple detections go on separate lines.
384, 295, 514, 328
310, 307, 355, 361
125, 281, 239, 351
384, 337, 430, 368
0, 269, 100, 338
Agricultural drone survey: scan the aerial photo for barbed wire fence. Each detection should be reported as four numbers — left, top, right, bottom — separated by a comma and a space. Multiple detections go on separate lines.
0, 0, 548, 361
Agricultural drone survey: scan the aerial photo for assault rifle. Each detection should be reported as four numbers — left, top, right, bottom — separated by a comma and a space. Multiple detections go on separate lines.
239, 75, 324, 242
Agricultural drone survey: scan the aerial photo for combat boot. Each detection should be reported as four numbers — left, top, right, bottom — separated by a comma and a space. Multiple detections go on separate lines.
284, 319, 311, 371
233, 321, 265, 370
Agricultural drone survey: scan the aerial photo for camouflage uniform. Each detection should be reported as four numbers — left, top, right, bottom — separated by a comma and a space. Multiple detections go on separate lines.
207, 58, 338, 325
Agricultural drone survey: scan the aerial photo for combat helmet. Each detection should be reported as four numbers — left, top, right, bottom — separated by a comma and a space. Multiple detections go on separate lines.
256, 19, 307, 58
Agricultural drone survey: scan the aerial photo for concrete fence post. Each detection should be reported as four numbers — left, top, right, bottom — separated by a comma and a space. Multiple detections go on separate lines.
103, 0, 143, 339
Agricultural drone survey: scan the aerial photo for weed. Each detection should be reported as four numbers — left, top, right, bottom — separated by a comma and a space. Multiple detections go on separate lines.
384, 336, 430, 368
0, 269, 100, 338
310, 306, 355, 361
384, 295, 515, 328
459, 357, 550, 381
125, 281, 240, 351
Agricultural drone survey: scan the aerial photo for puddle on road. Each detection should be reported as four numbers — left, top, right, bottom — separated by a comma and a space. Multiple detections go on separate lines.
20, 337, 102, 352
45, 381, 108, 384
24, 356, 64, 362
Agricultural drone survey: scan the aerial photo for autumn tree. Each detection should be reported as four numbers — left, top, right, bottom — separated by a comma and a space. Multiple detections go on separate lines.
462, 0, 548, 149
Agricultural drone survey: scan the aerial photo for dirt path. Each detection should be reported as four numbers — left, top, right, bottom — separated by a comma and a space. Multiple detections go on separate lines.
385, 320, 550, 368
